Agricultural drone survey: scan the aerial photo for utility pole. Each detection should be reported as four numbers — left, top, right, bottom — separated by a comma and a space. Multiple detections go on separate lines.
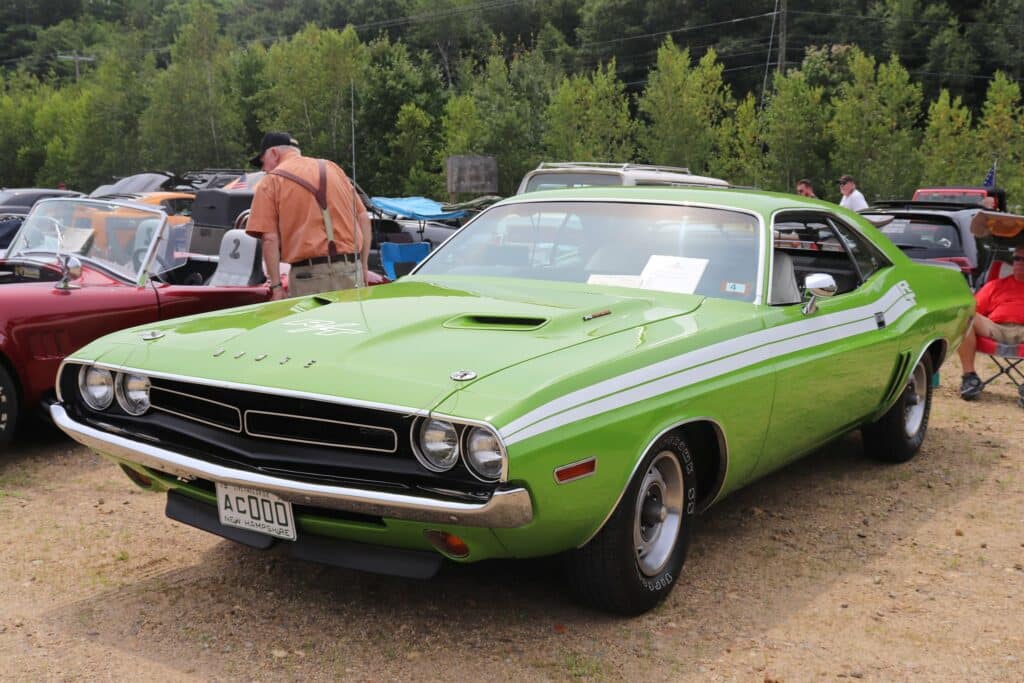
56, 51, 96, 82
777, 0, 787, 74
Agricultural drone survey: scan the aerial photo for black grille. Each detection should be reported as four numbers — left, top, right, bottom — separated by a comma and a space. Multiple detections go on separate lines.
151, 385, 242, 432
59, 366, 495, 495
244, 411, 397, 452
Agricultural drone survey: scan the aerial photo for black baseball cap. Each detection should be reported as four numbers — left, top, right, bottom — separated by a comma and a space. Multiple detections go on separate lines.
250, 131, 299, 168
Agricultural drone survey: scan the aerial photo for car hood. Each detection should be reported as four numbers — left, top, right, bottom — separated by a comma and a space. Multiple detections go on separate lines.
80, 277, 703, 412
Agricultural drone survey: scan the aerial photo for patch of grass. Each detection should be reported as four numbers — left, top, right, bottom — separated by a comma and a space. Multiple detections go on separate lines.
115, 550, 129, 562
565, 653, 604, 679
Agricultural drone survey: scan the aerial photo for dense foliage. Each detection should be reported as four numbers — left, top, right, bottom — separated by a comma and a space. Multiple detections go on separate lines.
1, 0, 1022, 205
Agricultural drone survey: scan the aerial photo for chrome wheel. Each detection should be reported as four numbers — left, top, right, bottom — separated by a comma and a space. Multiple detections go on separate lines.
903, 360, 928, 439
633, 450, 684, 577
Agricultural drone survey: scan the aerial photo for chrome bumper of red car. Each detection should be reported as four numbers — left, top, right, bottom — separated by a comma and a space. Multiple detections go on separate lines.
51, 404, 533, 528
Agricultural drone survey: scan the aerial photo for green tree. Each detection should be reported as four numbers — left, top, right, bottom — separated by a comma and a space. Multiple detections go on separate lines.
637, 42, 732, 174
261, 24, 367, 166
829, 51, 923, 201
385, 102, 443, 196
710, 94, 766, 189
975, 72, 1024, 206
138, 0, 245, 170
358, 38, 445, 193
31, 85, 87, 186
920, 89, 976, 186
761, 69, 831, 195
542, 60, 635, 162
0, 71, 48, 186
66, 36, 157, 190
922, 18, 979, 102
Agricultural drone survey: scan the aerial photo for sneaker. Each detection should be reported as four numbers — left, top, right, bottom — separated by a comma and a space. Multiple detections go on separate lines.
959, 372, 982, 400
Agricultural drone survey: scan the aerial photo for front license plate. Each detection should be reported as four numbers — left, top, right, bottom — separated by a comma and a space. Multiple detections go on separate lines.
216, 483, 297, 541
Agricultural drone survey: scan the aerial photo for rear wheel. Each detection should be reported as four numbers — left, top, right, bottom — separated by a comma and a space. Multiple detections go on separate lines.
862, 353, 933, 463
0, 364, 18, 447
564, 433, 697, 615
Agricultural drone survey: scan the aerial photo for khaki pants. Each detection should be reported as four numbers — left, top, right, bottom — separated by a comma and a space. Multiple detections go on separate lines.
288, 259, 363, 297
977, 314, 1024, 344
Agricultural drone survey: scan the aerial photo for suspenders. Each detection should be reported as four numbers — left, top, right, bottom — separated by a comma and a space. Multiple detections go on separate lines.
270, 159, 361, 256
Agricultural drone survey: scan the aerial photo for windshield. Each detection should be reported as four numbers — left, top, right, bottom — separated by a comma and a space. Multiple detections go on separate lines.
877, 217, 962, 252
417, 201, 761, 302
5, 198, 187, 282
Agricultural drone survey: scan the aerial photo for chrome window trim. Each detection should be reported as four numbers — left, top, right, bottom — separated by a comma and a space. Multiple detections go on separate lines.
243, 409, 398, 454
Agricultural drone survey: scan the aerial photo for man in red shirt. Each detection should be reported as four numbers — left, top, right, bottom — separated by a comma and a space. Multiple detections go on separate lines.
959, 245, 1024, 399
246, 131, 373, 299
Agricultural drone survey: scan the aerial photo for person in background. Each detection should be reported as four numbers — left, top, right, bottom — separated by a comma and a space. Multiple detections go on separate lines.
796, 179, 818, 199
958, 245, 1024, 400
838, 174, 868, 211
245, 131, 376, 299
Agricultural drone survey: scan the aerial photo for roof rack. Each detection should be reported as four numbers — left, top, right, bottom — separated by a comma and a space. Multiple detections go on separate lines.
535, 162, 693, 174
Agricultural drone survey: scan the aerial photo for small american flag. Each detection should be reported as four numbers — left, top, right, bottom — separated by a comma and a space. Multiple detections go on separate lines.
983, 163, 996, 188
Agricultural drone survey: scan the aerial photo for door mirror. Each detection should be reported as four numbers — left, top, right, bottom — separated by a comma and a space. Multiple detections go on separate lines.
802, 273, 837, 315
55, 255, 82, 290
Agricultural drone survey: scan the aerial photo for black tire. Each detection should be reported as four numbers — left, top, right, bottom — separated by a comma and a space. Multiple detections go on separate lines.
0, 364, 18, 447
862, 353, 933, 463
564, 432, 697, 615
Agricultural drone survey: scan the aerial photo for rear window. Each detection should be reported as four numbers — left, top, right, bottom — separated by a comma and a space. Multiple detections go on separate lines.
878, 217, 962, 252
912, 190, 985, 205
524, 173, 621, 192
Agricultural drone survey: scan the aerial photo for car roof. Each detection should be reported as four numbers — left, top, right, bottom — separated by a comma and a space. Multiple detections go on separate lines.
497, 185, 828, 216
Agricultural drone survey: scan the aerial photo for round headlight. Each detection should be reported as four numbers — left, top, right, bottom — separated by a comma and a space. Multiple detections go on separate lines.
115, 373, 151, 416
464, 427, 504, 481
416, 419, 460, 472
79, 366, 114, 411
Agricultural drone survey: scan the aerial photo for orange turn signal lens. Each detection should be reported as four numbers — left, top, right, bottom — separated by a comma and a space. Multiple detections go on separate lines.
554, 457, 597, 484
423, 530, 470, 558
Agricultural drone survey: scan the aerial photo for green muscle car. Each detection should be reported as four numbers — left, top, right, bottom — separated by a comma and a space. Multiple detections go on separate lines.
52, 187, 974, 614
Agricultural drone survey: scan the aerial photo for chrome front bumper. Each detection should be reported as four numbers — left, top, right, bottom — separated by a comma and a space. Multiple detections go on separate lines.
51, 404, 533, 528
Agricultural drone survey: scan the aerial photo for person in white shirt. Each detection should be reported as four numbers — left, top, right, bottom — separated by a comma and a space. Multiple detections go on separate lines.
838, 174, 868, 211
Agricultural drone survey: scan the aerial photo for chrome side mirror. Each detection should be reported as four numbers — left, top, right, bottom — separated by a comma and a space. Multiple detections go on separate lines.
55, 255, 82, 291
801, 273, 837, 315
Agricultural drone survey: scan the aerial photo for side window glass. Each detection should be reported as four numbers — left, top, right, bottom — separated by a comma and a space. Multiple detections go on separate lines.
828, 217, 891, 282
772, 213, 862, 295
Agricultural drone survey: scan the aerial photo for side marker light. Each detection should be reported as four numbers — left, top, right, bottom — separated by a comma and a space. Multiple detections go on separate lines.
554, 457, 597, 484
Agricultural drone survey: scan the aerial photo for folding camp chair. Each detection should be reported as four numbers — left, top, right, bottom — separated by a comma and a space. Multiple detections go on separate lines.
973, 256, 1024, 405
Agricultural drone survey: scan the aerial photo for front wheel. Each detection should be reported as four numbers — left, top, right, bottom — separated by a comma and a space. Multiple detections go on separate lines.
0, 364, 18, 447
862, 353, 933, 463
564, 433, 697, 615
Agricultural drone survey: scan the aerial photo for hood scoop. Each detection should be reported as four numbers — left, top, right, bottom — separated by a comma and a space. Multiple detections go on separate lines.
444, 314, 549, 331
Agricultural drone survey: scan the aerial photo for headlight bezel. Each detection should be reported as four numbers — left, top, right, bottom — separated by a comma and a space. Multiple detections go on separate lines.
411, 417, 508, 481
463, 426, 505, 482
115, 372, 151, 416
78, 365, 115, 411
413, 418, 462, 472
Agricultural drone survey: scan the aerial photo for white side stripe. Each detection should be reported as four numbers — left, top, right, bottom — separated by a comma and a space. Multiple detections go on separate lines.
500, 282, 916, 445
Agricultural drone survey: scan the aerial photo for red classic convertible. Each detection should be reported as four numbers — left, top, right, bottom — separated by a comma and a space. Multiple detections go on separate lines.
0, 196, 273, 445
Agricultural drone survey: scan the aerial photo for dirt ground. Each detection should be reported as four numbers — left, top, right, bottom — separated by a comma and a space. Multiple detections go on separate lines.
1, 356, 1022, 682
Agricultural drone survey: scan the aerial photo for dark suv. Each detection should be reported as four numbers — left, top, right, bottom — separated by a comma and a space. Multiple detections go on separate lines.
861, 200, 997, 288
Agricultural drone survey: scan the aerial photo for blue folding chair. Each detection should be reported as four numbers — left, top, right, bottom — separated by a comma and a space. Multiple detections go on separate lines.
380, 241, 430, 280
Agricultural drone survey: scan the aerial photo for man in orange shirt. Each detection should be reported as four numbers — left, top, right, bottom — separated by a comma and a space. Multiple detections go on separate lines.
246, 131, 373, 299
958, 245, 1024, 399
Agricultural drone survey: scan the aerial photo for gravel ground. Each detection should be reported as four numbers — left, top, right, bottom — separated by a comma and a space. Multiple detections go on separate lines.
1, 357, 1022, 682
